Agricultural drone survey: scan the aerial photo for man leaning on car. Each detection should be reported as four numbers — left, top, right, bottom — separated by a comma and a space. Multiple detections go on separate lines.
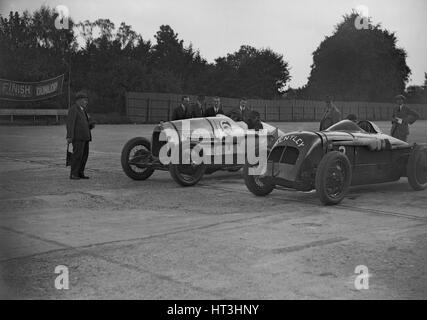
66, 91, 95, 180
191, 95, 205, 118
204, 96, 225, 117
228, 97, 249, 122
171, 95, 191, 120
391, 94, 420, 142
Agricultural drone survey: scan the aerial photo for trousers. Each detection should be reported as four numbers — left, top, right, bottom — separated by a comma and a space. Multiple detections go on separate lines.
71, 140, 89, 177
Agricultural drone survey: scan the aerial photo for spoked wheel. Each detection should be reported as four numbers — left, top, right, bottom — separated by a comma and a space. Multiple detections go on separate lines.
243, 164, 274, 196
121, 137, 155, 180
169, 144, 206, 186
315, 151, 352, 205
407, 145, 427, 191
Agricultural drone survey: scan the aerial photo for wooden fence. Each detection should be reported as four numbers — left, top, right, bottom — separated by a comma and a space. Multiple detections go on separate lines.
125, 92, 427, 123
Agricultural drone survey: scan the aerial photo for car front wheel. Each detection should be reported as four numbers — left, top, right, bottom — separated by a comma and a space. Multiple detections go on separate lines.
169, 163, 206, 186
121, 137, 155, 180
243, 164, 274, 196
315, 151, 352, 205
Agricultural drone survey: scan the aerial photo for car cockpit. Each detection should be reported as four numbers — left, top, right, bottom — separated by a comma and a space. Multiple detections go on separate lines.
326, 120, 382, 134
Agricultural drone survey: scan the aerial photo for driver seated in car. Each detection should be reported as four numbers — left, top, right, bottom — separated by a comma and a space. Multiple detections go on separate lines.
245, 111, 263, 130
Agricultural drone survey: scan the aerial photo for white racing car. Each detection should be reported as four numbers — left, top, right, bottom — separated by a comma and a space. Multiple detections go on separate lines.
121, 115, 284, 186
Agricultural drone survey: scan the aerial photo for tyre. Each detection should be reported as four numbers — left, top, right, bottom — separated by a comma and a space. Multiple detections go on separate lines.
121, 137, 155, 180
243, 164, 274, 196
169, 142, 206, 187
407, 145, 427, 191
315, 151, 352, 205
169, 163, 206, 186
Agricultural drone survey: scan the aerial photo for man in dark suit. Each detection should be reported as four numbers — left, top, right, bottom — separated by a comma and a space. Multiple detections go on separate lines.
319, 96, 341, 131
391, 94, 420, 142
171, 95, 191, 120
66, 91, 95, 180
204, 96, 225, 117
191, 95, 205, 118
228, 97, 249, 122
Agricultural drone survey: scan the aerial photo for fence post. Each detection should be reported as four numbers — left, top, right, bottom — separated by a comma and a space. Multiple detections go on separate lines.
146, 98, 150, 123
125, 92, 128, 116
168, 99, 171, 120
291, 100, 294, 121
265, 104, 267, 121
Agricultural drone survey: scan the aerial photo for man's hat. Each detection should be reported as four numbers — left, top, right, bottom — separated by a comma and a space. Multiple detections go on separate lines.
395, 94, 406, 100
75, 91, 88, 100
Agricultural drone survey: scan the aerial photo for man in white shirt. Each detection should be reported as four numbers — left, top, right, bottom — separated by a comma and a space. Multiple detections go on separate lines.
391, 94, 420, 141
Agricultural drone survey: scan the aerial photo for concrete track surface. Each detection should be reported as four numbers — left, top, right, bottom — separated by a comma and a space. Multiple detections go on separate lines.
0, 121, 426, 299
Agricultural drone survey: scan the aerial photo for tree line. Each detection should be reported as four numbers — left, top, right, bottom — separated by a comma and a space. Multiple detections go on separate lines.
0, 6, 425, 114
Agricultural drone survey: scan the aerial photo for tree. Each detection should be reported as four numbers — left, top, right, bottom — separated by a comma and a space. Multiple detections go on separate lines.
405, 73, 427, 103
0, 6, 76, 109
150, 25, 210, 93
0, 6, 76, 81
210, 45, 290, 98
0, 5, 291, 114
303, 12, 411, 102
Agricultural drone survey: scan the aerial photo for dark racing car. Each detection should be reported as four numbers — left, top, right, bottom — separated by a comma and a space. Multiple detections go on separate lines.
243, 120, 427, 205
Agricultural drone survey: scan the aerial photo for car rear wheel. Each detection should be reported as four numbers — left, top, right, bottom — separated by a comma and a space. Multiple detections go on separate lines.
407, 145, 427, 191
315, 151, 352, 205
121, 137, 155, 180
243, 164, 274, 196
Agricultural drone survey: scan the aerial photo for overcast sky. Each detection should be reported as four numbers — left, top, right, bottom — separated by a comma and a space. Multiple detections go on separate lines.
1, 0, 426, 88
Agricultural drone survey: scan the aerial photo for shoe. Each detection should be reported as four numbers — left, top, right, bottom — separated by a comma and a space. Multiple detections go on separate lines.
70, 175, 80, 180
79, 175, 90, 179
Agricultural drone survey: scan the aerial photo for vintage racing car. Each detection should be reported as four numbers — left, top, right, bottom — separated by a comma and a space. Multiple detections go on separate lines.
243, 119, 427, 205
121, 115, 283, 186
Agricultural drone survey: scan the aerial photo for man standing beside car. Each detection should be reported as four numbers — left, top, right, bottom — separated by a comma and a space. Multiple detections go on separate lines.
66, 91, 95, 180
319, 96, 341, 131
391, 94, 420, 142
